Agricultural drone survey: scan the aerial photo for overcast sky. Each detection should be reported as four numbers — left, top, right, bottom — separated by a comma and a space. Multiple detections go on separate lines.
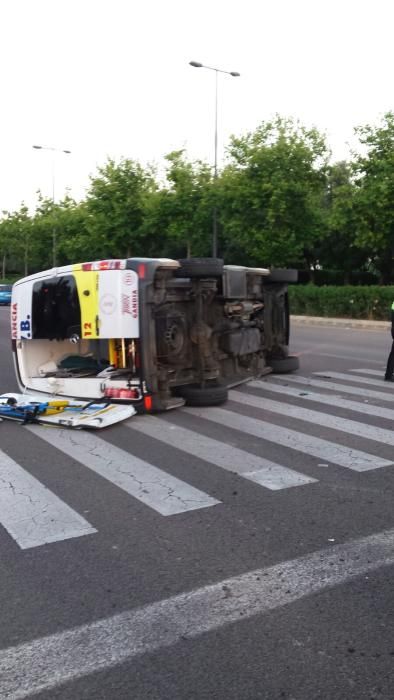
0, 0, 392, 213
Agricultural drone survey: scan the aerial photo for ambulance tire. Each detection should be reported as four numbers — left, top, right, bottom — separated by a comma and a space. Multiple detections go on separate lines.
176, 258, 224, 278
264, 269, 298, 283
269, 355, 300, 373
175, 383, 228, 406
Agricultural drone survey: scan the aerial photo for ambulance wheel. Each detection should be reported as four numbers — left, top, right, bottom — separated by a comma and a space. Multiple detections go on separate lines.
269, 356, 299, 373
176, 258, 224, 278
264, 269, 298, 283
175, 382, 228, 406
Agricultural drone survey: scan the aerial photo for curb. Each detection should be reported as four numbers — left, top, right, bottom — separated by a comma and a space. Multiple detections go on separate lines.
291, 315, 390, 331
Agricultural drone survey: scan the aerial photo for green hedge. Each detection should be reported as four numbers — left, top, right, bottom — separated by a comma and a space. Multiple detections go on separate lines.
297, 270, 380, 286
288, 285, 394, 320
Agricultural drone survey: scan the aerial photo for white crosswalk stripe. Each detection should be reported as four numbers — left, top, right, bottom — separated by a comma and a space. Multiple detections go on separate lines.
26, 425, 220, 516
270, 374, 394, 403
229, 389, 394, 447
248, 379, 394, 421
313, 371, 394, 389
349, 368, 386, 376
184, 406, 391, 472
128, 415, 317, 490
0, 448, 96, 549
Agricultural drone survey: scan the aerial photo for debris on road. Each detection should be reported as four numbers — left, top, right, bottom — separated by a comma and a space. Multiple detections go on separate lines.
0, 393, 136, 429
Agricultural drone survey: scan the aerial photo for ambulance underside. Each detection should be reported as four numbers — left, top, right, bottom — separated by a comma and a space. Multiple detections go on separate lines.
12, 259, 297, 411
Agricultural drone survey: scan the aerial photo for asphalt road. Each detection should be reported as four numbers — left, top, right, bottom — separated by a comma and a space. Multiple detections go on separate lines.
0, 306, 394, 700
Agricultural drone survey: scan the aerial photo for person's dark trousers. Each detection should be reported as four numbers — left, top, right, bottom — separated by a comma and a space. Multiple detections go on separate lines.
385, 340, 394, 379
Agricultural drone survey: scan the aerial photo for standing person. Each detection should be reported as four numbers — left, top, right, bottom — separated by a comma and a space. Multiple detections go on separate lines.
384, 301, 394, 381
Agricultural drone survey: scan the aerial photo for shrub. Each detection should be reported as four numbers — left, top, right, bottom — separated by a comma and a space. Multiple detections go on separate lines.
288, 285, 394, 320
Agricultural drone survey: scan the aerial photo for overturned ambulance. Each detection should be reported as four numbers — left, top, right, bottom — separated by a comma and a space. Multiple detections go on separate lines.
11, 257, 299, 412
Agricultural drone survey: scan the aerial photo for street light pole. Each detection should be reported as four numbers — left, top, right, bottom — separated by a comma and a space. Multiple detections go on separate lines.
32, 144, 71, 267
189, 61, 240, 258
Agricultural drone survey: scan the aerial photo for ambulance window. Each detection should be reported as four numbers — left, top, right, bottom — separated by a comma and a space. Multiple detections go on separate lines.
32, 275, 81, 340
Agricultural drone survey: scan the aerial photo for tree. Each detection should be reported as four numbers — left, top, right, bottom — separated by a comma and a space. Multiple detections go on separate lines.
219, 115, 328, 267
0, 205, 32, 278
159, 150, 213, 257
85, 158, 157, 258
29, 195, 62, 270
318, 161, 371, 281
50, 197, 89, 264
352, 112, 394, 283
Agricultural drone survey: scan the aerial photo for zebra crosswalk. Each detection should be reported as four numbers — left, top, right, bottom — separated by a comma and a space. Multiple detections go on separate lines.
129, 415, 317, 490
228, 388, 394, 447
185, 405, 390, 472
246, 378, 394, 420
26, 425, 220, 516
0, 365, 393, 551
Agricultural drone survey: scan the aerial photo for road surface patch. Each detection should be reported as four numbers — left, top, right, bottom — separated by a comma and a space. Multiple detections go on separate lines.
314, 370, 394, 389
129, 415, 317, 490
271, 374, 394, 404
1, 527, 394, 698
27, 426, 220, 516
0, 448, 96, 549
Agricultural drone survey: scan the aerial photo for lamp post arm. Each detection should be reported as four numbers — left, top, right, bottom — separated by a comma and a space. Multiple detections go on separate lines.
191, 62, 240, 77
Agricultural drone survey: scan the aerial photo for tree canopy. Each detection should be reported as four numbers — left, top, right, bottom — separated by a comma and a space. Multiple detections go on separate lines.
352, 112, 394, 282
2, 112, 394, 283
219, 116, 328, 267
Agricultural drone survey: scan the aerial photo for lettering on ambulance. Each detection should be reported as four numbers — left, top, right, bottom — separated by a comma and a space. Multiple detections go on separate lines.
11, 303, 18, 339
121, 294, 133, 315
121, 271, 137, 316
124, 272, 134, 286
73, 267, 99, 339
131, 289, 138, 319
20, 316, 31, 338
11, 280, 34, 339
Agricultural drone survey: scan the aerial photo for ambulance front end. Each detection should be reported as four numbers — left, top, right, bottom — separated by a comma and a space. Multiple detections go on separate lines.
10, 260, 151, 409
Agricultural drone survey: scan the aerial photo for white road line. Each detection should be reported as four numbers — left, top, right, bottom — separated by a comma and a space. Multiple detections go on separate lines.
0, 448, 96, 550
128, 416, 317, 490
27, 427, 219, 516
271, 374, 394, 403
229, 389, 394, 447
2, 528, 394, 699
248, 379, 394, 421
314, 371, 393, 389
349, 368, 385, 376
185, 407, 391, 472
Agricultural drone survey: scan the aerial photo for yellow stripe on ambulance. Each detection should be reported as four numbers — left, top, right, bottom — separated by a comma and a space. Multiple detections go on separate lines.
72, 267, 100, 339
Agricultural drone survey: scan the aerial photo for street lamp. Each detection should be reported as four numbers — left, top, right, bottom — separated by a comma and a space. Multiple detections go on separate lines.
32, 144, 71, 267
189, 61, 240, 257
